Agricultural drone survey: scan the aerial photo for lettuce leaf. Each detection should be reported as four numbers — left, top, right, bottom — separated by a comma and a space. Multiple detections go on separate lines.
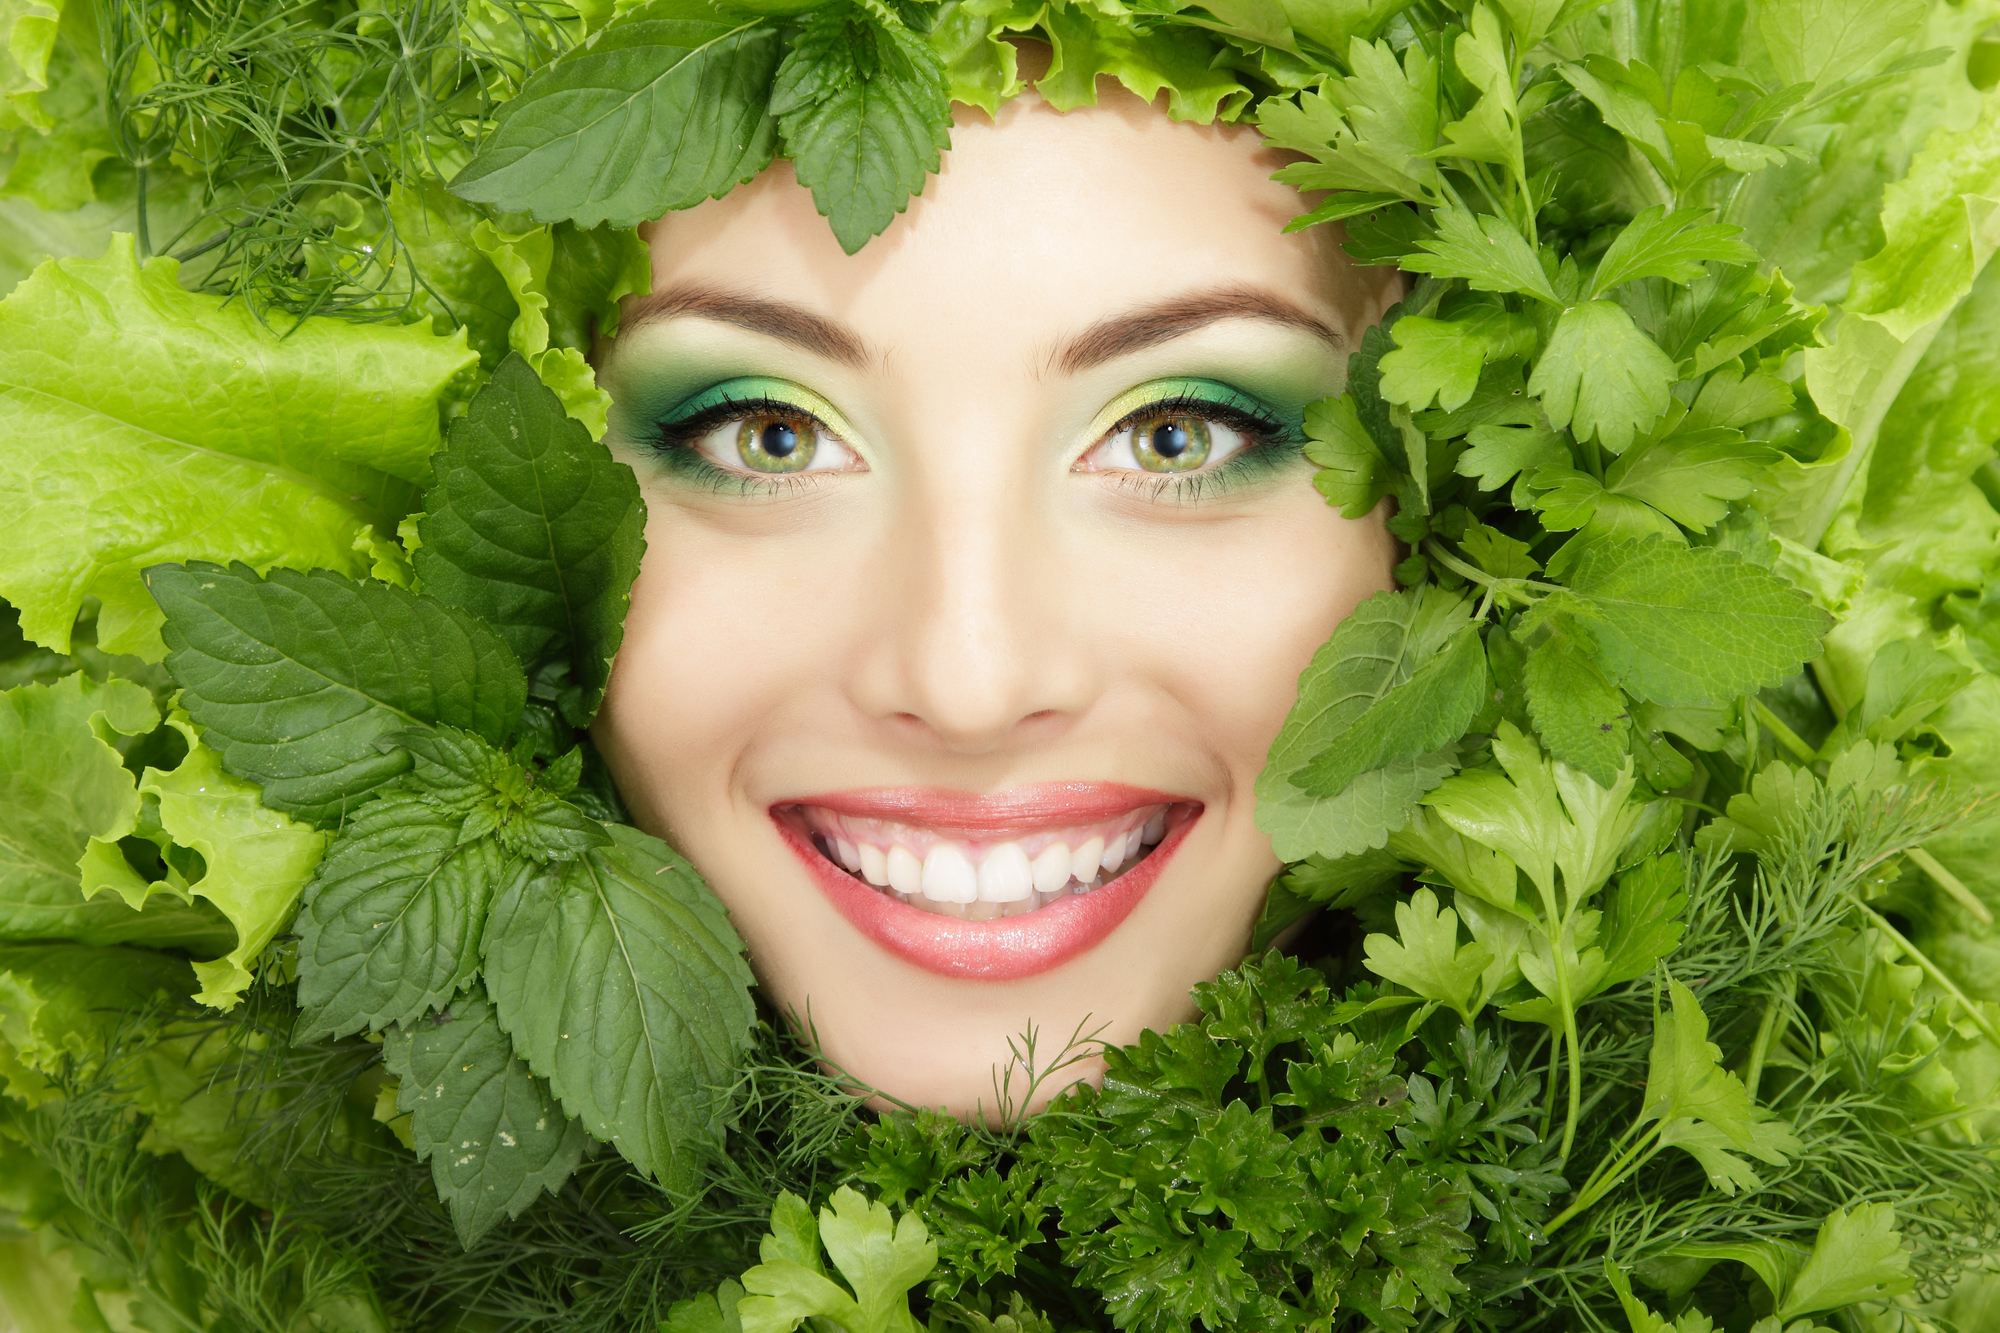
0, 235, 477, 659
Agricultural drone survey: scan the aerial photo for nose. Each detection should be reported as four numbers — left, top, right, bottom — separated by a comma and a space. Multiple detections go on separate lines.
847, 478, 1098, 755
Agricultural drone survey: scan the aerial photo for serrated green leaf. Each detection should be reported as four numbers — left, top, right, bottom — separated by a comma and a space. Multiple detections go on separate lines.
151, 563, 528, 825
1638, 978, 1800, 1192
1294, 624, 1486, 797
1557, 537, 1831, 705
482, 823, 754, 1187
1682, 365, 1795, 432
1304, 394, 1398, 517
1256, 587, 1472, 860
0, 673, 228, 951
450, 4, 782, 229
1402, 204, 1560, 304
1457, 419, 1568, 492
1528, 300, 1676, 453
1590, 206, 1758, 297
1602, 432, 1780, 531
416, 354, 643, 725
775, 7, 951, 254
1378, 308, 1537, 412
1522, 637, 1628, 785
0, 236, 473, 659
738, 1187, 936, 1333
1458, 521, 1539, 578
1034, 4, 1250, 122
1435, 7, 1523, 179
662, 1280, 747, 1333
384, 987, 588, 1249
1262, 41, 1440, 203
1362, 886, 1493, 1021
295, 793, 514, 1041
1775, 1204, 1914, 1319
1598, 853, 1686, 986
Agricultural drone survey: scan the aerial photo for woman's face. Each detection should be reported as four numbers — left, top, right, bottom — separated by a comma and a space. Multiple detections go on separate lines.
593, 75, 1400, 1116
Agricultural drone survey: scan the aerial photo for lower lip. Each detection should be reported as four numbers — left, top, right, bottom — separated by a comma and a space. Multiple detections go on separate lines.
777, 811, 1197, 981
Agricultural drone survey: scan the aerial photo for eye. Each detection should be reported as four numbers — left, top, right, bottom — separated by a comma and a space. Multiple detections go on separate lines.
685, 407, 860, 476
1080, 407, 1258, 475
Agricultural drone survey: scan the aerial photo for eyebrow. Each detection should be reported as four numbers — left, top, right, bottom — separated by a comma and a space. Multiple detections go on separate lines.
621, 284, 870, 367
1050, 288, 1346, 375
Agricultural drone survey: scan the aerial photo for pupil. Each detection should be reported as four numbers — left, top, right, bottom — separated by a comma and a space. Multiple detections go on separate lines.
760, 421, 798, 457
1154, 422, 1190, 457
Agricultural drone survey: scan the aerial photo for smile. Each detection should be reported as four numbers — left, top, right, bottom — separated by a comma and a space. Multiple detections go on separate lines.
772, 784, 1201, 980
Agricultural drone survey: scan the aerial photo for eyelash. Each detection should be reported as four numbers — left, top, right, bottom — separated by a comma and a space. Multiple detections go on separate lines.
646, 390, 1301, 498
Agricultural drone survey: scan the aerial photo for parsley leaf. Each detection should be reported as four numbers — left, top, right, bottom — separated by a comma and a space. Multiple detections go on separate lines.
1527, 300, 1677, 453
383, 986, 589, 1248
1590, 206, 1759, 297
737, 1187, 937, 1333
1362, 886, 1495, 1021
1403, 205, 1561, 304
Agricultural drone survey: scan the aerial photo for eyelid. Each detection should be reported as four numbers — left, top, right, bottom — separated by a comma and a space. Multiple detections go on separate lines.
1081, 378, 1288, 447
660, 376, 864, 446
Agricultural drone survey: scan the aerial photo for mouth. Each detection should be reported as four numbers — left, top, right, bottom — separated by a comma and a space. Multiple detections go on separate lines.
772, 784, 1201, 980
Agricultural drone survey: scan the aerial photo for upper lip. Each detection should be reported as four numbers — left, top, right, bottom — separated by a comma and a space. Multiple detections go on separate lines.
776, 781, 1190, 838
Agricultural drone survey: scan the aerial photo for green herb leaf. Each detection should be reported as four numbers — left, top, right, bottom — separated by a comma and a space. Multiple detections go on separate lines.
1757, 0, 1927, 89
1378, 309, 1537, 412
1261, 42, 1441, 204
1528, 300, 1676, 453
773, 5, 952, 254
738, 1186, 937, 1333
1597, 853, 1687, 986
1775, 1204, 1915, 1319
482, 823, 755, 1187
294, 793, 514, 1041
1600, 432, 1781, 531
1552, 538, 1832, 705
1403, 204, 1560, 305
150, 563, 528, 825
1256, 587, 1473, 860
416, 354, 644, 725
384, 986, 589, 1249
0, 237, 474, 659
1304, 394, 1398, 518
1590, 206, 1759, 297
1457, 419, 1568, 491
1639, 978, 1800, 1192
662, 1281, 747, 1333
1362, 886, 1494, 1021
449, 1, 782, 229
1292, 623, 1486, 797
1522, 634, 1629, 785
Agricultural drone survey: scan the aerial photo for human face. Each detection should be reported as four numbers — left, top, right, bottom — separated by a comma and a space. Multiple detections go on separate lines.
592, 78, 1401, 1116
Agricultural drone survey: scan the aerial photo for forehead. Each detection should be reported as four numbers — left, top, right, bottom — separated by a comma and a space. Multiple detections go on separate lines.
638, 87, 1372, 345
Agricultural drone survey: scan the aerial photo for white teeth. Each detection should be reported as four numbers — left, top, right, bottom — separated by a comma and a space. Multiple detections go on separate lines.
921, 843, 978, 903
1030, 842, 1072, 894
836, 838, 863, 873
1073, 835, 1105, 877
1143, 812, 1165, 844
859, 843, 889, 887
977, 842, 1033, 902
1100, 833, 1126, 874
886, 845, 922, 896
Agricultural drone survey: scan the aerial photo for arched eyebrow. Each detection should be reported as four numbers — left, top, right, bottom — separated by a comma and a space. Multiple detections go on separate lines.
1050, 288, 1346, 376
620, 284, 871, 368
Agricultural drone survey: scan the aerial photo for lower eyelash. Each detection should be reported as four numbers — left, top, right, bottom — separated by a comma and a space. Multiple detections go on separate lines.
1104, 445, 1302, 503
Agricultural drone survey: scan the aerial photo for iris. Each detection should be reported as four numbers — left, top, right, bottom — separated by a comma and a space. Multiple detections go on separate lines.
735, 413, 818, 472
1131, 414, 1212, 471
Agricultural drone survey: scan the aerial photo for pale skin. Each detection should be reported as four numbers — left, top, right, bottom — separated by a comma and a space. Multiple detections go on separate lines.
592, 64, 1402, 1116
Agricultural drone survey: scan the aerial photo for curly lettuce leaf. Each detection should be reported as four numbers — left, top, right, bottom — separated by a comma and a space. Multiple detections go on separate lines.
0, 236, 477, 659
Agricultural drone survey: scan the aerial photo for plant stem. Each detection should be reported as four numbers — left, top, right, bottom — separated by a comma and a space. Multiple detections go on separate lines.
1751, 699, 1816, 765
1908, 846, 1994, 927
1856, 903, 2000, 1046
1742, 970, 1793, 1100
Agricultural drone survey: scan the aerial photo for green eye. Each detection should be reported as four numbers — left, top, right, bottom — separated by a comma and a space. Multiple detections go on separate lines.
1130, 414, 1213, 472
735, 412, 820, 473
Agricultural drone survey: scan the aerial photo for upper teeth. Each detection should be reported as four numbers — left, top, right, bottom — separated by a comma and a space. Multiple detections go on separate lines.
801, 804, 1171, 914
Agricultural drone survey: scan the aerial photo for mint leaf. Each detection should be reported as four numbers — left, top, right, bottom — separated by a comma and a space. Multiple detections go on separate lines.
395, 727, 611, 864
1304, 395, 1397, 518
150, 563, 528, 825
295, 792, 514, 1041
1256, 588, 1473, 860
773, 5, 951, 254
1362, 886, 1494, 1021
1293, 624, 1486, 797
1590, 206, 1758, 297
1559, 537, 1832, 705
417, 354, 643, 724
1527, 300, 1676, 453
384, 987, 589, 1249
1403, 205, 1560, 305
1522, 636, 1629, 785
482, 823, 755, 1187
0, 237, 474, 660
1774, 1204, 1915, 1319
450, 3, 781, 229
